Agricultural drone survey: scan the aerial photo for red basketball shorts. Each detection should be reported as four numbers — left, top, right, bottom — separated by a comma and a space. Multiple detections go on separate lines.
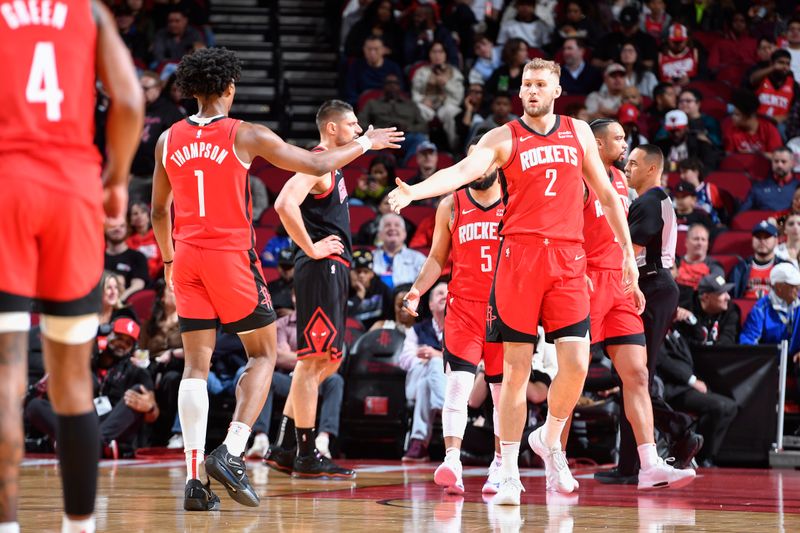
173, 241, 276, 333
0, 167, 104, 316
443, 293, 504, 381
487, 235, 590, 344
588, 269, 645, 347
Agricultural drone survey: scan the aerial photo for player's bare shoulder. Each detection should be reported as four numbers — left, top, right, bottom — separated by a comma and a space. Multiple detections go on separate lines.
477, 123, 514, 167
569, 117, 595, 152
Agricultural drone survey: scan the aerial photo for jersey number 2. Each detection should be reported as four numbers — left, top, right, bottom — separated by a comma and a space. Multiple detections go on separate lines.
195, 170, 206, 217
26, 42, 64, 122
544, 169, 557, 197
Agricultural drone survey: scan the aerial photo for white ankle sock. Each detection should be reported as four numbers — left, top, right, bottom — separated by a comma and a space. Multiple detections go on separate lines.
542, 413, 568, 449
0, 522, 20, 533
62, 516, 95, 533
637, 443, 659, 470
178, 378, 209, 482
494, 452, 503, 466
445, 447, 461, 462
223, 421, 252, 457
499, 441, 520, 479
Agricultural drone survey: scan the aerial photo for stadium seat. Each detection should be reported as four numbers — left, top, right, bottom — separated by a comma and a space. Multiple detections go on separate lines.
395, 167, 416, 181
731, 210, 774, 231
405, 152, 455, 168
710, 254, 742, 276
349, 205, 377, 234
687, 80, 732, 103
701, 96, 728, 122
342, 166, 362, 193
527, 47, 547, 59
675, 231, 687, 257
734, 298, 757, 327
402, 205, 435, 226
259, 206, 281, 228
705, 171, 751, 202
715, 63, 747, 88
710, 230, 752, 256
262, 267, 279, 283
126, 289, 156, 324
690, 30, 723, 52
665, 171, 680, 189
254, 166, 294, 196
254, 226, 276, 252
554, 94, 586, 115
720, 153, 770, 180
356, 88, 383, 112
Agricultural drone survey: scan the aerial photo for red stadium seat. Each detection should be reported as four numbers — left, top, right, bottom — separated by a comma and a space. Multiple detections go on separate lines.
734, 298, 757, 327
254, 166, 294, 196
687, 80, 732, 103
720, 153, 770, 180
126, 289, 156, 324
716, 63, 747, 88
259, 206, 281, 228
666, 171, 681, 189
731, 210, 774, 231
254, 226, 276, 252
710, 230, 752, 256
342, 166, 363, 194
527, 47, 548, 59
705, 171, 751, 202
554, 94, 586, 115
402, 205, 436, 226
395, 167, 416, 181
701, 97, 728, 122
356, 88, 384, 112
675, 231, 687, 257
710, 254, 741, 276
349, 205, 377, 234
690, 31, 723, 52
262, 267, 279, 283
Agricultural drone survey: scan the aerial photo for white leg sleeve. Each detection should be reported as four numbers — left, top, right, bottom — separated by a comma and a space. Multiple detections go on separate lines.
39, 314, 98, 345
178, 378, 209, 452
441, 370, 475, 439
0, 313, 30, 333
490, 383, 502, 438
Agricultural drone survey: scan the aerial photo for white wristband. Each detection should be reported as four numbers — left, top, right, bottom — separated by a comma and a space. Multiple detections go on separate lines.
355, 135, 372, 154
687, 375, 697, 386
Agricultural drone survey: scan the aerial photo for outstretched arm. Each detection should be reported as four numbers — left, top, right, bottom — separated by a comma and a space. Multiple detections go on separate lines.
577, 120, 638, 289
93, 0, 144, 222
237, 123, 404, 176
388, 125, 510, 212
404, 196, 454, 316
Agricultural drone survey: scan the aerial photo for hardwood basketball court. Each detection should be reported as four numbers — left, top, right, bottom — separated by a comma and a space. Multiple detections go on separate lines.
17, 457, 800, 531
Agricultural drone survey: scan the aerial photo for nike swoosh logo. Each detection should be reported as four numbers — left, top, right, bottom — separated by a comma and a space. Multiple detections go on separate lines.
575, 255, 585, 261
462, 209, 477, 215
520, 135, 534, 142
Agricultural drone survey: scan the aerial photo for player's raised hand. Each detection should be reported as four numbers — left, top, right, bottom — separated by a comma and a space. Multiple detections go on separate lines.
363, 125, 405, 150
402, 287, 421, 317
311, 234, 344, 260
388, 178, 414, 213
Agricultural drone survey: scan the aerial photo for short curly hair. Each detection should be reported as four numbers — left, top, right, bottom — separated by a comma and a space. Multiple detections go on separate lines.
176, 47, 241, 99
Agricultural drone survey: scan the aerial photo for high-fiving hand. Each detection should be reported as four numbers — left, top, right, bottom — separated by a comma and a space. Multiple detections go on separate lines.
388, 178, 414, 214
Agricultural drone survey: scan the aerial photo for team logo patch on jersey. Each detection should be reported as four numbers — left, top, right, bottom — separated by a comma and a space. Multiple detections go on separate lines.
259, 285, 273, 309
485, 305, 497, 329
338, 179, 348, 203
301, 308, 337, 354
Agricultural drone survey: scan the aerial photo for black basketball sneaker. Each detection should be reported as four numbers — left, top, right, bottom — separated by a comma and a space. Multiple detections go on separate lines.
292, 451, 356, 480
205, 444, 260, 507
264, 445, 296, 475
184, 479, 220, 512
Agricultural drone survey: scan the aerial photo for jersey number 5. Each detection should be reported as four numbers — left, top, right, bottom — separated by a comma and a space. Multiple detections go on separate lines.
544, 168, 557, 197
26, 42, 64, 122
480, 245, 492, 273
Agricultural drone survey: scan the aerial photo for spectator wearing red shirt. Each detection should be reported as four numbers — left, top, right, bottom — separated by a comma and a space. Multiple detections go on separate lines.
126, 202, 163, 281
707, 11, 758, 74
723, 89, 783, 157
752, 49, 799, 129
657, 24, 699, 86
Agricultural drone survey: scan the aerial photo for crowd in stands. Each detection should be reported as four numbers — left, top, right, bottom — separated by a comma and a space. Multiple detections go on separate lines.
22, 1, 800, 465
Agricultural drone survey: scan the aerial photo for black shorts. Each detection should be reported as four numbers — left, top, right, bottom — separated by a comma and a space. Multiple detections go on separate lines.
295, 257, 349, 360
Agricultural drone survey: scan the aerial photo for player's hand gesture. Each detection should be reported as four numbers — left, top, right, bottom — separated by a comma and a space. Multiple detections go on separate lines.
310, 235, 344, 260
402, 287, 422, 317
363, 125, 405, 150
633, 286, 646, 315
388, 178, 414, 213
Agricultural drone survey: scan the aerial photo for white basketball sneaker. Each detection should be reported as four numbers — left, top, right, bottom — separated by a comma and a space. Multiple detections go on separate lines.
482, 457, 503, 494
528, 427, 579, 494
491, 477, 526, 506
638, 457, 697, 490
434, 457, 465, 495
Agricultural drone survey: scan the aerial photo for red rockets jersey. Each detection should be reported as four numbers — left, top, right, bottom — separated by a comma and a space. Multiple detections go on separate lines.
0, 0, 101, 192
448, 188, 505, 301
499, 116, 585, 242
164, 116, 255, 251
757, 75, 795, 118
659, 48, 698, 81
583, 166, 630, 271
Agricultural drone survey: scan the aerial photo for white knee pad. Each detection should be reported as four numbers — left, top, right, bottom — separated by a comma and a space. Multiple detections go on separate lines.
0, 312, 31, 333
489, 383, 502, 438
442, 370, 474, 439
39, 314, 99, 345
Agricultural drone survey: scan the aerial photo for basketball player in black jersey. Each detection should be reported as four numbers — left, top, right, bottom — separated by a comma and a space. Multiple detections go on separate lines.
265, 100, 366, 478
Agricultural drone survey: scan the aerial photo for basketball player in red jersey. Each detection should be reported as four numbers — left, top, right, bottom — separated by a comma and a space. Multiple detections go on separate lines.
151, 49, 402, 511
0, 2, 143, 532
389, 58, 638, 505
581, 119, 695, 489
403, 141, 505, 495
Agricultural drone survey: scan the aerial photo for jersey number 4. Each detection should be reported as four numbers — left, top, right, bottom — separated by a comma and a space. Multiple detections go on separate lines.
26, 42, 64, 122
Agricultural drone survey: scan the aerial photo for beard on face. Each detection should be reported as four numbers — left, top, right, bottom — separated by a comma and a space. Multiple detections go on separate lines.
469, 171, 498, 190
